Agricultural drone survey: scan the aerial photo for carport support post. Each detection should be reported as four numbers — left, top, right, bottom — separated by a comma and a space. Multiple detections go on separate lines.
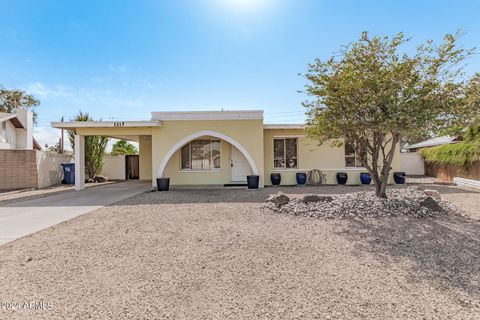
74, 134, 85, 191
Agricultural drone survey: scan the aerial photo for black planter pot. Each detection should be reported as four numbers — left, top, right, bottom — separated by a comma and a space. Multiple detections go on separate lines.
393, 171, 407, 184
156, 178, 170, 191
247, 175, 260, 189
270, 173, 281, 186
296, 172, 307, 185
360, 172, 372, 185
336, 172, 348, 185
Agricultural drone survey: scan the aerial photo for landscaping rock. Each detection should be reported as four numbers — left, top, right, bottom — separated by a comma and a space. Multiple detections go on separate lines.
420, 197, 444, 212
264, 187, 455, 219
86, 178, 95, 183
266, 192, 290, 206
95, 175, 108, 183
301, 195, 333, 203
424, 189, 441, 200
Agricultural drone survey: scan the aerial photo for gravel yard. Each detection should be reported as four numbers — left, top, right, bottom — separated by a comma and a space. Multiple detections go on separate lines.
1, 184, 480, 319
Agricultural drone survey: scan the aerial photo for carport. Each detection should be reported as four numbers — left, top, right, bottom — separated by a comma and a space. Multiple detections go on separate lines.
51, 120, 162, 190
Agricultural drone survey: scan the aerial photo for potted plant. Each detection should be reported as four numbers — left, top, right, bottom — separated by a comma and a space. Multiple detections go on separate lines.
360, 172, 372, 185
270, 173, 281, 186
393, 172, 406, 184
247, 175, 260, 189
157, 177, 170, 191
296, 172, 307, 185
336, 172, 348, 185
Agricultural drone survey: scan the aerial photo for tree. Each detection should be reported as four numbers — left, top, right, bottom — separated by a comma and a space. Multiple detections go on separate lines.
46, 142, 61, 152
68, 111, 110, 179
465, 73, 480, 125
111, 139, 138, 155
0, 86, 40, 123
303, 31, 476, 198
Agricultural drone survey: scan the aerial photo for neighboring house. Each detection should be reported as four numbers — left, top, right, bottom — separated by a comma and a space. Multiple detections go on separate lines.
400, 135, 463, 176
0, 109, 41, 150
405, 136, 462, 152
0, 110, 72, 190
51, 110, 401, 190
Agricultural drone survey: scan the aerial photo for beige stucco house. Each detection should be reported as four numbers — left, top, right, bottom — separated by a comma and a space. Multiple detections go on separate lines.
51, 110, 400, 190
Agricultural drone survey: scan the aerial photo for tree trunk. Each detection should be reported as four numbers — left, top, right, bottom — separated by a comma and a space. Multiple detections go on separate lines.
363, 132, 399, 199
376, 179, 388, 198
371, 173, 388, 198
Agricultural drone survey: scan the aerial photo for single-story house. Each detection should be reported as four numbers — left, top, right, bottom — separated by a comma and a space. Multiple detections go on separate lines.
51, 110, 400, 190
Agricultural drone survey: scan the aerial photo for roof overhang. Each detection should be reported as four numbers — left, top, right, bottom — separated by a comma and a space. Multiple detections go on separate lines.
0, 113, 25, 128
151, 110, 263, 121
33, 138, 42, 150
51, 120, 162, 130
406, 136, 462, 150
263, 124, 305, 130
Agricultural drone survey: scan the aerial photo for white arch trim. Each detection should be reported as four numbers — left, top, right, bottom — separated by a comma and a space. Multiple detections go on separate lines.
157, 130, 259, 178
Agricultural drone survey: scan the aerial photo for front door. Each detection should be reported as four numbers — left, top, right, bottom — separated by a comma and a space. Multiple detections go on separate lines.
230, 145, 252, 182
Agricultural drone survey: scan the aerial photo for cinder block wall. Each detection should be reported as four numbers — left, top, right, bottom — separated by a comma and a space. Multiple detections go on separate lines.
0, 150, 38, 190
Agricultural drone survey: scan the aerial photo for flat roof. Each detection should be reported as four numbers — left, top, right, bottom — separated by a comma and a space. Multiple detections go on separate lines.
51, 120, 162, 130
151, 110, 263, 121
50, 111, 306, 130
263, 124, 304, 129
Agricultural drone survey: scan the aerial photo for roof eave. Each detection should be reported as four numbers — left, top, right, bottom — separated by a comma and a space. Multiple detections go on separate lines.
51, 121, 163, 129
263, 124, 305, 129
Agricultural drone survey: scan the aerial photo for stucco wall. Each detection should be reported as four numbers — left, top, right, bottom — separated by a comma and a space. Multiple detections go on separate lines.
0, 121, 17, 149
152, 120, 264, 187
400, 152, 425, 175
72, 122, 401, 187
263, 129, 401, 186
101, 155, 126, 180
164, 139, 231, 185
37, 151, 73, 188
139, 136, 152, 180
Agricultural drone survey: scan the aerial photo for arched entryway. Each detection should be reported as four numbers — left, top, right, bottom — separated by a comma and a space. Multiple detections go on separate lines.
156, 130, 259, 179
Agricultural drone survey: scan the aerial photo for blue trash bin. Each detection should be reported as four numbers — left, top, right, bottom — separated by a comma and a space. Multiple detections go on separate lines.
61, 163, 75, 184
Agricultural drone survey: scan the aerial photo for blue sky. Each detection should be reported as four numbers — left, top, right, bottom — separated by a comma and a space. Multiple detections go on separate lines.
1, 0, 479, 148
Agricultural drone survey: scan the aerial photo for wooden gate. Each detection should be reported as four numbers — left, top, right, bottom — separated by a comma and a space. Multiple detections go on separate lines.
125, 155, 139, 180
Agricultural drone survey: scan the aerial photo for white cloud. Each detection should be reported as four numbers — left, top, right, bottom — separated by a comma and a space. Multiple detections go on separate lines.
33, 126, 69, 150
25, 82, 73, 98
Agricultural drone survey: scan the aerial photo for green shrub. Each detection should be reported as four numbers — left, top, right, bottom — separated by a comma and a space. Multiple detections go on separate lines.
420, 139, 480, 170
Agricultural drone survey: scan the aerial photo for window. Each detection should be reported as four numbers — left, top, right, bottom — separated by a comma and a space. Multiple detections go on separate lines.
274, 138, 298, 169
181, 139, 221, 170
0, 122, 6, 143
345, 142, 366, 167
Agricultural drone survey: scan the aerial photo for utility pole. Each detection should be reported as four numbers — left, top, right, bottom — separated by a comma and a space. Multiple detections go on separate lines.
60, 116, 64, 154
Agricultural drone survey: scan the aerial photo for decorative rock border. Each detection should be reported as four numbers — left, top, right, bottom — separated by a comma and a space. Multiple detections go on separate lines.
264, 187, 458, 219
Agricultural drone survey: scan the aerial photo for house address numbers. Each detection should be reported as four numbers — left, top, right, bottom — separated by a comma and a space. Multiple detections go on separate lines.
113, 122, 125, 127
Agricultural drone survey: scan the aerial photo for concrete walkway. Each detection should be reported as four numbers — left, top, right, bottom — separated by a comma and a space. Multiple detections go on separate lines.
0, 181, 150, 245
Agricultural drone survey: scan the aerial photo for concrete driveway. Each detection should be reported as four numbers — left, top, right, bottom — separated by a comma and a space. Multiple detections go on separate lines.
0, 181, 150, 245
